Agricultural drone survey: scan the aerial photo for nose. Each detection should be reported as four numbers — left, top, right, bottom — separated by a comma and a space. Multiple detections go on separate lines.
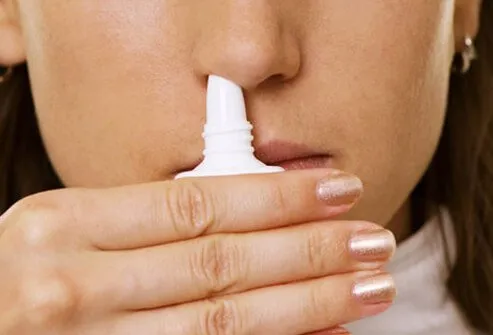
191, 1, 302, 89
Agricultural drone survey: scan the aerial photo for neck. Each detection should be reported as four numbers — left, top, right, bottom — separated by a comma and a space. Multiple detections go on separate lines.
387, 200, 413, 243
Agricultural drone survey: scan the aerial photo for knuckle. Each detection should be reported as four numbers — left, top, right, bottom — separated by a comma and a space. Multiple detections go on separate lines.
9, 195, 68, 250
307, 281, 334, 323
304, 228, 332, 274
201, 298, 244, 335
269, 182, 289, 215
164, 181, 216, 238
20, 273, 79, 330
192, 237, 244, 295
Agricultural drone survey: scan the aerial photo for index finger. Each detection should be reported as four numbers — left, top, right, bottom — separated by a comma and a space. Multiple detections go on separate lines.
11, 169, 363, 250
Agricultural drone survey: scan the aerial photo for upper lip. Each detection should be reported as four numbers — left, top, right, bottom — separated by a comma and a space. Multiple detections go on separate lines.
254, 140, 331, 165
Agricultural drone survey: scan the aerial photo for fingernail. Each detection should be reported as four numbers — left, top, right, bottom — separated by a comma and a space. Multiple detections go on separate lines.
316, 171, 363, 206
325, 327, 351, 334
349, 229, 396, 262
309, 328, 350, 335
352, 273, 396, 305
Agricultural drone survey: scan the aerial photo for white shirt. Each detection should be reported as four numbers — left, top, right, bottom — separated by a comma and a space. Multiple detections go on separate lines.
346, 211, 478, 335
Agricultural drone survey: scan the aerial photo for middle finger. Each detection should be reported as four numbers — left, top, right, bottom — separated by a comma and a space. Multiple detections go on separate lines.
78, 220, 395, 311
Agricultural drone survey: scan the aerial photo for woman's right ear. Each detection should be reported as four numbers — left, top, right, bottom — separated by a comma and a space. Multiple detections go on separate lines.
0, 0, 25, 66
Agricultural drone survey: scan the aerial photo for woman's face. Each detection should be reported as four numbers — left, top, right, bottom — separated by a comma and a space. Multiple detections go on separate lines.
2, 1, 479, 227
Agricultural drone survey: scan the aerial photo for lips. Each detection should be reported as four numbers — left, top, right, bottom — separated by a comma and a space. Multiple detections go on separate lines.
175, 140, 334, 174
254, 140, 334, 170
275, 155, 333, 170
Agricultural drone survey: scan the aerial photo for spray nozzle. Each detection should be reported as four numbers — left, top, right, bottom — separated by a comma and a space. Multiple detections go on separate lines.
175, 75, 284, 178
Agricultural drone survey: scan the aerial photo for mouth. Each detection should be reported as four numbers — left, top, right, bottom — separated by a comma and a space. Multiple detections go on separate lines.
174, 140, 335, 175
254, 140, 334, 171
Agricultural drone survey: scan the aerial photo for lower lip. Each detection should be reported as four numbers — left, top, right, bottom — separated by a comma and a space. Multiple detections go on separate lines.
278, 155, 333, 170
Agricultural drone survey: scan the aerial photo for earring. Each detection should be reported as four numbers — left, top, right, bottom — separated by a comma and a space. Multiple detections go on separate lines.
453, 36, 477, 74
0, 66, 14, 84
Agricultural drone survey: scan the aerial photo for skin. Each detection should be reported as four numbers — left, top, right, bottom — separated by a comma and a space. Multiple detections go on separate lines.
0, 0, 483, 334
0, 0, 481, 233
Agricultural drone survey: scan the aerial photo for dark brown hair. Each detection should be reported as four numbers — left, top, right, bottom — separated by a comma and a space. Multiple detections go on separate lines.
1, 2, 493, 332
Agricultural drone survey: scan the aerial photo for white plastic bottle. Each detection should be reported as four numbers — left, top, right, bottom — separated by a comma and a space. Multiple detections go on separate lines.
175, 75, 284, 179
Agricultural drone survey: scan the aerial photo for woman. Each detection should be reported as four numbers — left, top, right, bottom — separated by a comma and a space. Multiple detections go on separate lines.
0, 1, 491, 334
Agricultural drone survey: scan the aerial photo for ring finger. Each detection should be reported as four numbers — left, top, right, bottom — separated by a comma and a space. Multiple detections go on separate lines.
104, 270, 395, 335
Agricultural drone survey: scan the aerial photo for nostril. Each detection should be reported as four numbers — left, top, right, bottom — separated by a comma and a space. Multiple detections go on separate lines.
267, 73, 287, 84
255, 73, 291, 90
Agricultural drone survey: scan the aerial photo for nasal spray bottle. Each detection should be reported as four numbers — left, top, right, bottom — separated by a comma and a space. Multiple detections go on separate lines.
175, 75, 284, 179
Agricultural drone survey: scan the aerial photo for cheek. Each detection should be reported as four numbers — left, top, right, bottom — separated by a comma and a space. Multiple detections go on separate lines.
303, 0, 455, 224
365, 6, 454, 225
18, 0, 204, 186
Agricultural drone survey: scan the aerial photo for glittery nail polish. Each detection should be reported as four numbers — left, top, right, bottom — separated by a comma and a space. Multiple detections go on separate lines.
349, 229, 396, 262
309, 328, 351, 335
352, 273, 396, 305
316, 172, 363, 206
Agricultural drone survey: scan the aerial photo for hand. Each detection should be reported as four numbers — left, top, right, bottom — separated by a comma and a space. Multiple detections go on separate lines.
0, 169, 396, 335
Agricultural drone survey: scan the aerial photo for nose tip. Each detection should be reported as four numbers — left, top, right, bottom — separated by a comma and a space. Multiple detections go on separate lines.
192, 6, 301, 89
214, 37, 300, 89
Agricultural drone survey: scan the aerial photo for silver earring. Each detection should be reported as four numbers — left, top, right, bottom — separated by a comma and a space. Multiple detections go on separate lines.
453, 36, 477, 74
0, 66, 14, 84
